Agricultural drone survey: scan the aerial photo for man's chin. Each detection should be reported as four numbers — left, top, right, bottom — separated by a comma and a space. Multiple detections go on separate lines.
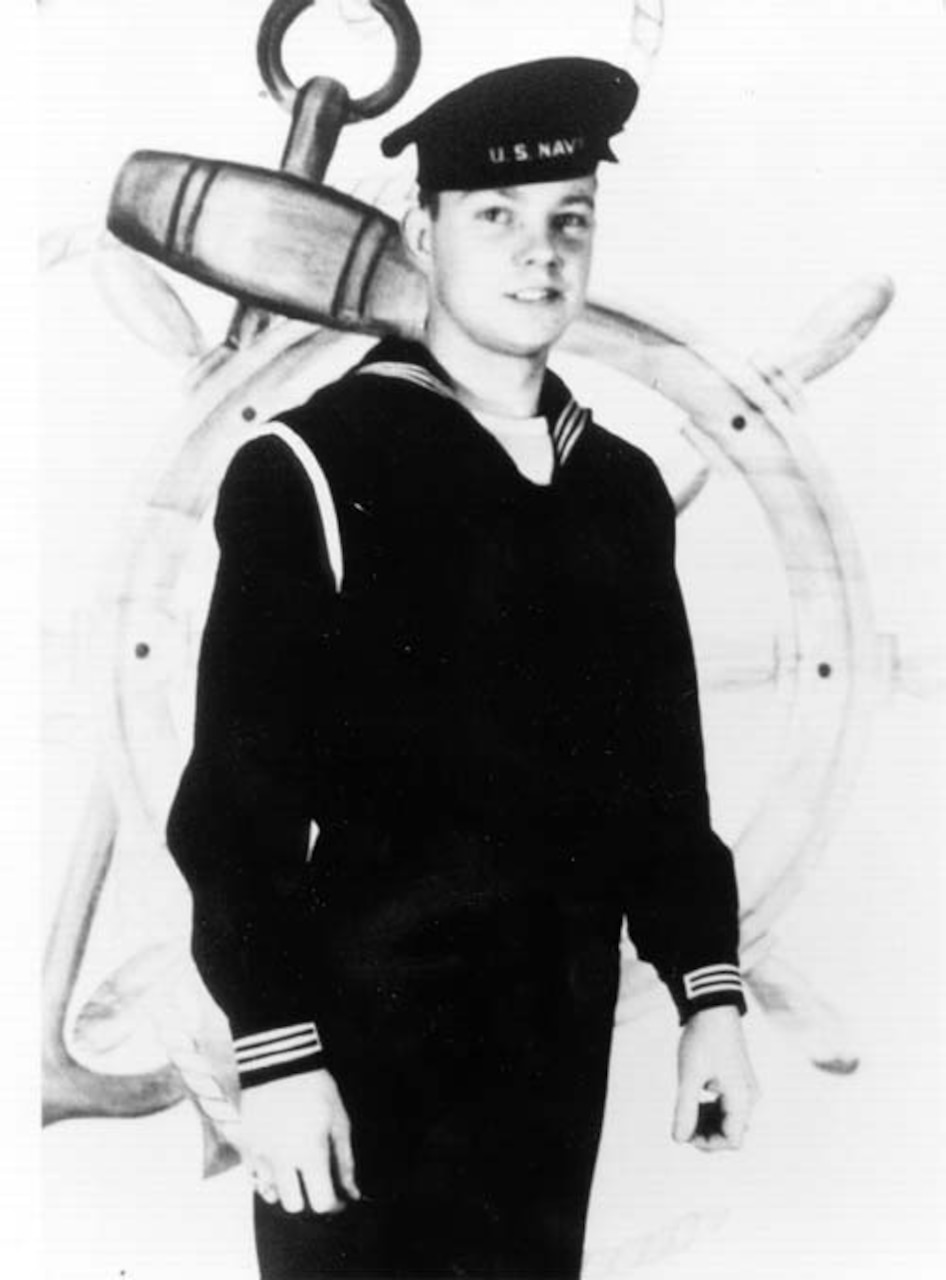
488, 317, 574, 360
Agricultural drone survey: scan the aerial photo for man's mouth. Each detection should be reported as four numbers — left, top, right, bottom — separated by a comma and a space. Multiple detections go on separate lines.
507, 287, 564, 303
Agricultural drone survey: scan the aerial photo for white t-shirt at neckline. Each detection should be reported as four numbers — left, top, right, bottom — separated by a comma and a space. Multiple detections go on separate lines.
472, 409, 555, 486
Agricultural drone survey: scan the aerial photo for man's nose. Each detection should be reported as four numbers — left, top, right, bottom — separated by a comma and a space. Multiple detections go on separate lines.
517, 224, 562, 267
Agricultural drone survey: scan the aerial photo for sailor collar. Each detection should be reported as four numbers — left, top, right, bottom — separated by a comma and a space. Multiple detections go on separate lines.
353, 339, 591, 471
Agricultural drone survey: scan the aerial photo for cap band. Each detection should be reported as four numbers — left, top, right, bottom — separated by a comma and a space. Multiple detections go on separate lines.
381, 57, 638, 193
415, 130, 609, 192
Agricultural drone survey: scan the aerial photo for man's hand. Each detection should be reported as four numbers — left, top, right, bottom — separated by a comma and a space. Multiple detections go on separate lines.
239, 1069, 360, 1213
672, 1005, 759, 1152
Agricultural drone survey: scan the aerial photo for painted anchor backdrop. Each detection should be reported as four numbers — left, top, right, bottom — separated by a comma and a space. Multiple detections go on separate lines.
39, 2, 945, 1277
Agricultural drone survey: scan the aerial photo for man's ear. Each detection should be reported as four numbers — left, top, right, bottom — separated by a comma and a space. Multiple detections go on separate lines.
401, 204, 434, 274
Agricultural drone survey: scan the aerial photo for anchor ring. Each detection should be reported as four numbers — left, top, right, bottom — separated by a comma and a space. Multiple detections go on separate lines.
257, 0, 421, 120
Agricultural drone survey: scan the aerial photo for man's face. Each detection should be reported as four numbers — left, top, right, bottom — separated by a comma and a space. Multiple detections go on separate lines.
414, 175, 597, 361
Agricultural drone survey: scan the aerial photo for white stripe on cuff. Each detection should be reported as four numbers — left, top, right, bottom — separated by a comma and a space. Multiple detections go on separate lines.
683, 964, 744, 1001
237, 1045, 323, 1074
234, 1022, 322, 1071
236, 1031, 319, 1062
234, 1022, 319, 1049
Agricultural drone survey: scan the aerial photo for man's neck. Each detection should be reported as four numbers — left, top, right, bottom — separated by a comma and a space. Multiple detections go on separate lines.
424, 317, 547, 419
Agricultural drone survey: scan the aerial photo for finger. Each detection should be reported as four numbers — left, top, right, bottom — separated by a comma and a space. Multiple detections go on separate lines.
331, 1120, 361, 1202
719, 1090, 752, 1148
273, 1164, 306, 1215
253, 1177, 280, 1205
246, 1156, 279, 1204
300, 1144, 345, 1216
672, 1082, 701, 1144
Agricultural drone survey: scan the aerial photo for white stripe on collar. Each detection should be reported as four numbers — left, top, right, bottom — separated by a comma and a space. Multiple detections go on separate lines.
356, 361, 590, 469
356, 361, 456, 403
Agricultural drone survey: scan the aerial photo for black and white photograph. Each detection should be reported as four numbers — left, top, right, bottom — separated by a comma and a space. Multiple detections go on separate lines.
29, 1, 946, 1277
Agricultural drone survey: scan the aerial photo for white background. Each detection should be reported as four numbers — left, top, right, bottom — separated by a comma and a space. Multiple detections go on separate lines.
16, 1, 946, 1277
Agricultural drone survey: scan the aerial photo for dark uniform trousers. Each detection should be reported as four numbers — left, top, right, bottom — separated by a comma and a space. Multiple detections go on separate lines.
255, 893, 621, 1279
167, 338, 744, 1280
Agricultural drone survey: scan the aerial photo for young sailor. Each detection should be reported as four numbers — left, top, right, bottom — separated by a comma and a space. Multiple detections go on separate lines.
168, 56, 758, 1279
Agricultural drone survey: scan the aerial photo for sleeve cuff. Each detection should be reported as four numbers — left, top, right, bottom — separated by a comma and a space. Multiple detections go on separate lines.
234, 1021, 326, 1088
667, 963, 748, 1024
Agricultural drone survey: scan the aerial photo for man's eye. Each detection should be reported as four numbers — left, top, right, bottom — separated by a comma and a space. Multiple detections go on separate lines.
555, 212, 593, 233
477, 206, 513, 224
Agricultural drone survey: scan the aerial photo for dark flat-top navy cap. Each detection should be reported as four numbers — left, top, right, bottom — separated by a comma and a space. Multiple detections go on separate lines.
381, 57, 638, 192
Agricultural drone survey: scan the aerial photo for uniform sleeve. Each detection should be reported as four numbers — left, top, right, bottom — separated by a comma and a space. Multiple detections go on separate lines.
622, 459, 747, 1024
166, 431, 339, 1087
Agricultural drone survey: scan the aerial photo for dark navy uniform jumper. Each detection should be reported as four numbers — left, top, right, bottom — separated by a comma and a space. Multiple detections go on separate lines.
167, 337, 745, 1278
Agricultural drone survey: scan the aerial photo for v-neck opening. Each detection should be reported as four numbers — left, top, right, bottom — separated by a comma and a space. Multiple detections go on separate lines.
352, 339, 590, 492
